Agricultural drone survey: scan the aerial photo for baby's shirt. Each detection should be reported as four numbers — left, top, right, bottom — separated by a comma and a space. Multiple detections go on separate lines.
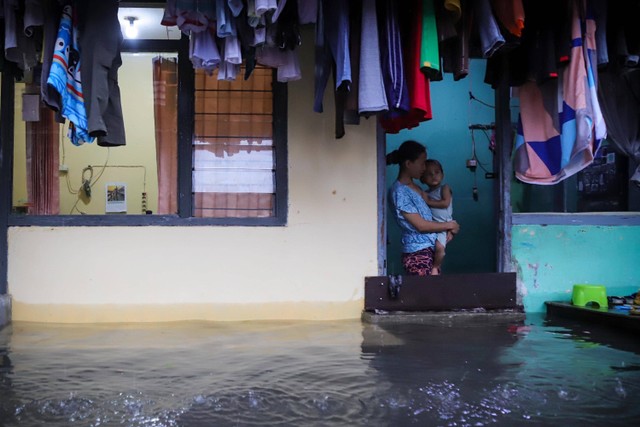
427, 184, 453, 223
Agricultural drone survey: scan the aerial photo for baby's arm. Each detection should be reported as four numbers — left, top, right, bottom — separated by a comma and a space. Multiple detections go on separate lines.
420, 190, 432, 206
424, 185, 452, 209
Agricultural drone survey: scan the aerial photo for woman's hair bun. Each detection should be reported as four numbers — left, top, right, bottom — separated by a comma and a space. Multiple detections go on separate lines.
386, 140, 426, 166
386, 150, 400, 165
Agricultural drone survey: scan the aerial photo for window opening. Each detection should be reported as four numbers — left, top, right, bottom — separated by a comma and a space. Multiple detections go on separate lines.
193, 66, 276, 218
11, 52, 178, 216
6, 6, 287, 226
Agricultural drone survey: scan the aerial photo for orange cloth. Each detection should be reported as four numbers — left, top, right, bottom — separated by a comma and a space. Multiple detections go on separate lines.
491, 0, 525, 37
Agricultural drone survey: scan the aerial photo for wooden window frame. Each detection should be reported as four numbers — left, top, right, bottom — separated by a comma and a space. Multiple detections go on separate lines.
3, 36, 288, 228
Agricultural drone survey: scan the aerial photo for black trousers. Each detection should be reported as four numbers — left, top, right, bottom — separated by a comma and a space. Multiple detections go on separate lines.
77, 0, 126, 147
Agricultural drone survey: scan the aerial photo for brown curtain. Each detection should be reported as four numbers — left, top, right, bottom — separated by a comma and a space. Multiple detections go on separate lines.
192, 66, 275, 218
194, 192, 275, 218
153, 57, 179, 214
25, 101, 59, 214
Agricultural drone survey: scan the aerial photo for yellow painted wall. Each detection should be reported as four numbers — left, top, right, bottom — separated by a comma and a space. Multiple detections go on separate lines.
58, 53, 159, 215
7, 37, 379, 322
12, 84, 27, 207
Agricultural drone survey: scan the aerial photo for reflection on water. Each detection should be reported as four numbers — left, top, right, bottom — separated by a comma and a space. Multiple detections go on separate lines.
0, 314, 639, 426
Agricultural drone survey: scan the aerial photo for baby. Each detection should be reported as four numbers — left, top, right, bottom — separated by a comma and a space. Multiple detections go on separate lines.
420, 159, 454, 275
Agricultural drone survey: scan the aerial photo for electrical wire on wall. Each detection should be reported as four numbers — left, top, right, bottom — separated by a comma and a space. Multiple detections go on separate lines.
88, 165, 147, 194
468, 91, 495, 109
469, 125, 495, 174
468, 128, 479, 201
81, 165, 94, 197
60, 122, 148, 214
67, 158, 149, 215
60, 122, 78, 196
466, 125, 496, 201
88, 164, 148, 213
68, 148, 110, 214
467, 84, 496, 201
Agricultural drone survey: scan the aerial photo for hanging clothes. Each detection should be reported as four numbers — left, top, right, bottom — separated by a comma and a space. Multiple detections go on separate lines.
3, 0, 42, 70
434, 0, 458, 46
606, 0, 640, 68
256, 47, 301, 81
297, 0, 317, 24
583, 1, 606, 143
491, 0, 525, 38
471, 0, 505, 58
234, 6, 259, 78
246, 0, 262, 27
484, 0, 571, 88
514, 0, 605, 184
376, 0, 409, 113
40, 0, 64, 123
598, 66, 640, 186
216, 0, 236, 38
46, 4, 92, 146
274, 0, 300, 50
596, 1, 640, 185
343, 0, 361, 125
313, 0, 351, 111
589, 0, 607, 67
419, 0, 440, 79
440, 0, 472, 81
444, 0, 462, 20
189, 27, 222, 74
77, 0, 126, 147
256, 0, 278, 16
228, 0, 244, 17
217, 62, 240, 80
358, 0, 387, 115
256, 0, 302, 82
330, 0, 361, 137
161, 0, 214, 33
380, 0, 432, 133
313, 0, 351, 114
224, 34, 242, 65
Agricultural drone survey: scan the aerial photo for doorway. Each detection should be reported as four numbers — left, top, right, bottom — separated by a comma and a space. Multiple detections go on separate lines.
383, 60, 499, 275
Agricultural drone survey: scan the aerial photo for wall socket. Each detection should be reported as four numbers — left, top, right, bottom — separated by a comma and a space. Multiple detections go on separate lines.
59, 164, 69, 173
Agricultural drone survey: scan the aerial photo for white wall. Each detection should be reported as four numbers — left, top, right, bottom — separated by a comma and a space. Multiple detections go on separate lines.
7, 35, 380, 322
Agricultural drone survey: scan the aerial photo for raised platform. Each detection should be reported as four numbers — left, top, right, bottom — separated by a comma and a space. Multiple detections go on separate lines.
364, 273, 519, 312
362, 309, 526, 325
545, 301, 640, 333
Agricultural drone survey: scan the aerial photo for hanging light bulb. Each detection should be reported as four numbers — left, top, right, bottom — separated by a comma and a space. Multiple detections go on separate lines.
124, 16, 138, 39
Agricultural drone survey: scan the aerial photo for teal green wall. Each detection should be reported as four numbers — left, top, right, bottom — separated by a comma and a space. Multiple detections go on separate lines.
513, 224, 640, 312
386, 60, 497, 274
383, 61, 640, 314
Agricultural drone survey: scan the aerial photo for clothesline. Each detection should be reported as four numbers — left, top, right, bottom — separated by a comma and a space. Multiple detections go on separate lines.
2, 0, 640, 185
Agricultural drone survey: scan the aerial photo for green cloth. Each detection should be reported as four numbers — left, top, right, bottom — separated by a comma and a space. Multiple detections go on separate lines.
420, 0, 440, 79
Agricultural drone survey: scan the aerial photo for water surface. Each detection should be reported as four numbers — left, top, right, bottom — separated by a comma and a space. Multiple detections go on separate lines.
1, 314, 639, 426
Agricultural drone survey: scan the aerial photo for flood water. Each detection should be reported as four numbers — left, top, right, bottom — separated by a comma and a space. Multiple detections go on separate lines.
1, 313, 639, 426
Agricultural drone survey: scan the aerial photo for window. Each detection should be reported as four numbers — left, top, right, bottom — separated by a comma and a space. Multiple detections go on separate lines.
5, 5, 287, 226
511, 140, 640, 213
510, 86, 639, 215
12, 52, 178, 217
193, 67, 277, 218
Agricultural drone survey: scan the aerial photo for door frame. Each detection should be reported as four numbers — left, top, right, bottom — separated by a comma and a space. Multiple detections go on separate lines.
376, 58, 513, 276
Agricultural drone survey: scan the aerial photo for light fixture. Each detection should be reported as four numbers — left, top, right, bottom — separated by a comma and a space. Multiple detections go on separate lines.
124, 16, 138, 39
